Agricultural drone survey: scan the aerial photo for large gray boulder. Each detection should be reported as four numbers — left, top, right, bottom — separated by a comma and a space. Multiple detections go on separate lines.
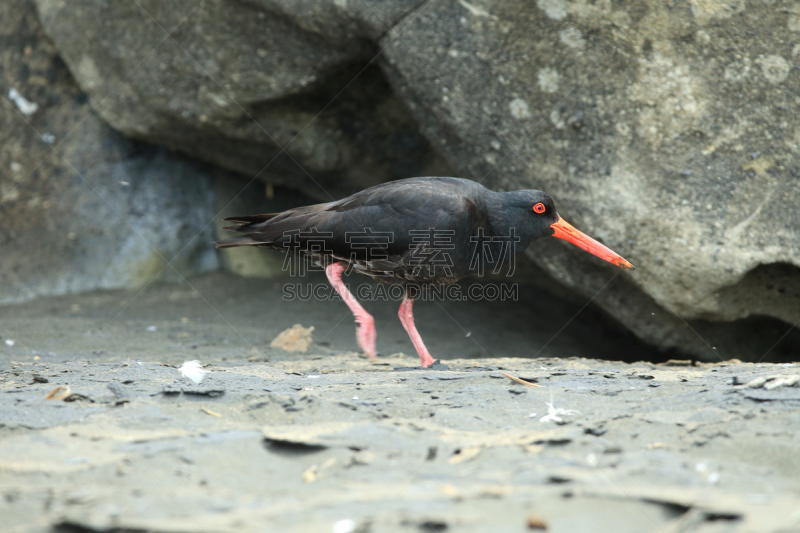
34, 0, 449, 200
0, 1, 219, 304
378, 0, 800, 359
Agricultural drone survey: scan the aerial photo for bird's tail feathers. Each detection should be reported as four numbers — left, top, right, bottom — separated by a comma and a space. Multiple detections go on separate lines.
214, 236, 270, 248
216, 207, 328, 248
221, 213, 280, 224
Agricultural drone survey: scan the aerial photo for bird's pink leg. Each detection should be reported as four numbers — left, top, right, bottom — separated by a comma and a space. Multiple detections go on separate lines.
398, 294, 436, 368
325, 262, 377, 361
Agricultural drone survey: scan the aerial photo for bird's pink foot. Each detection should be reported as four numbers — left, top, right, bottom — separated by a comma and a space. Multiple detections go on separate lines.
418, 353, 436, 368
353, 310, 377, 361
326, 261, 378, 361
398, 295, 436, 368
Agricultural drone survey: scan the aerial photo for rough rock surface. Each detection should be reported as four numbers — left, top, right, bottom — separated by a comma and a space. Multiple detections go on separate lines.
0, 1, 219, 304
377, 0, 800, 357
1, 276, 799, 532
35, 0, 451, 200
30, 0, 800, 358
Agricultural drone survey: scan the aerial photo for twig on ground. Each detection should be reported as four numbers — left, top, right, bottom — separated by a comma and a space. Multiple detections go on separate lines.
502, 373, 542, 388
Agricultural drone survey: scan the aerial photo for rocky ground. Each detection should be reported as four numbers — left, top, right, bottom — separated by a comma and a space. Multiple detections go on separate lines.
1, 273, 799, 532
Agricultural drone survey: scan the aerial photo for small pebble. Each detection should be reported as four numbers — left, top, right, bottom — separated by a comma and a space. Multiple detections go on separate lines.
527, 514, 548, 530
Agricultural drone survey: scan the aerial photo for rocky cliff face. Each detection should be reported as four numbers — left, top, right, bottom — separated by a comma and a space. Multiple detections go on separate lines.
11, 0, 800, 359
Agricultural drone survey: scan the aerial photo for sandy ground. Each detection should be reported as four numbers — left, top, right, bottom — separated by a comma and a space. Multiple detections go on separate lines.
1, 273, 799, 532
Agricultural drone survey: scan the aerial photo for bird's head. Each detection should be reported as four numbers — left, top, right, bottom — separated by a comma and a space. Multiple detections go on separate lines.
500, 190, 634, 271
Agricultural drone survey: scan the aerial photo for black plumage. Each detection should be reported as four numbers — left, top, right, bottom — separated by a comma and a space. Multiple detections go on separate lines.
217, 177, 563, 286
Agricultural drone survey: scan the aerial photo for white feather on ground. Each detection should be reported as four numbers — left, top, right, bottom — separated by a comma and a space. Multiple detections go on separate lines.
8, 88, 38, 116
179, 360, 208, 384
539, 400, 579, 423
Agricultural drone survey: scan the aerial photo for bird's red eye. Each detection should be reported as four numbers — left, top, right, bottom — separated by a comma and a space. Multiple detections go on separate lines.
533, 203, 546, 214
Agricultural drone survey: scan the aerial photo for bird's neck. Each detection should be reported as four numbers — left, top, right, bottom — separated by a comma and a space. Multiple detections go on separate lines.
484, 191, 536, 253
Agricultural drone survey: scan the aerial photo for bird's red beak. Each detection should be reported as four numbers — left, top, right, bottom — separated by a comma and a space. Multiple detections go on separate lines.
550, 216, 635, 270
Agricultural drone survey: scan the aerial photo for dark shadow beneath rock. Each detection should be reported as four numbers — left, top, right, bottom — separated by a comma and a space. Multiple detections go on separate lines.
63, 394, 93, 403
160, 388, 225, 399
263, 438, 327, 456
393, 360, 450, 372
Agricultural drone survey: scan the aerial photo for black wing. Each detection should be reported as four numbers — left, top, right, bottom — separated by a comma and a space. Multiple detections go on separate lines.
215, 177, 492, 280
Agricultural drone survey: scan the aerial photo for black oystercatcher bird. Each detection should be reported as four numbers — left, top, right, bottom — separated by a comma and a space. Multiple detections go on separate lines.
216, 177, 633, 367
